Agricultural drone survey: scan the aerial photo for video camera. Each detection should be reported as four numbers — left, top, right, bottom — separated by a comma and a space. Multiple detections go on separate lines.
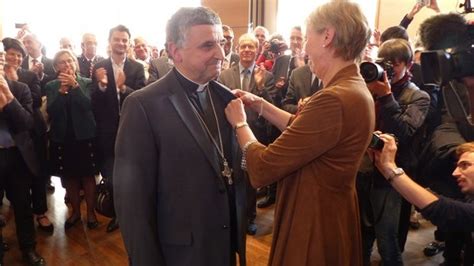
360, 59, 395, 83
420, 9, 474, 86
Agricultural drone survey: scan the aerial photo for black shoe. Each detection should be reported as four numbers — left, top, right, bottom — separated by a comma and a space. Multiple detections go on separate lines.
64, 216, 81, 230
106, 218, 119, 233
256, 187, 268, 198
87, 220, 99, 229
257, 196, 275, 208
36, 216, 54, 233
2, 241, 9, 251
22, 249, 46, 266
423, 241, 445, 257
46, 184, 55, 193
247, 222, 257, 235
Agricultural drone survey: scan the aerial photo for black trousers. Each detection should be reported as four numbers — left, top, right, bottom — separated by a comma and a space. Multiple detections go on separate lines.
244, 172, 256, 222
31, 133, 48, 215
0, 148, 36, 251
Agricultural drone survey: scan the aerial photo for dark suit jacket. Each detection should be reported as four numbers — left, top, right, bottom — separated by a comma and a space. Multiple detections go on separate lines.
218, 64, 275, 144
91, 58, 145, 175
271, 55, 292, 106
21, 55, 56, 91
229, 52, 240, 68
2, 80, 39, 176
17, 68, 47, 137
114, 69, 247, 266
77, 54, 105, 78
282, 65, 320, 114
147, 57, 173, 84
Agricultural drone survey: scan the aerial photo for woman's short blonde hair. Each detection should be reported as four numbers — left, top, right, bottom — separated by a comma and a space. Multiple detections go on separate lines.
52, 49, 79, 73
306, 0, 371, 61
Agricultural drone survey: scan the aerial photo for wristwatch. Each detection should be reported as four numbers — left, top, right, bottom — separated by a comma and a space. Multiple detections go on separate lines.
387, 167, 404, 183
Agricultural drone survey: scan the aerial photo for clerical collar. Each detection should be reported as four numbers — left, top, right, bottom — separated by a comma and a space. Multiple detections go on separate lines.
174, 68, 209, 94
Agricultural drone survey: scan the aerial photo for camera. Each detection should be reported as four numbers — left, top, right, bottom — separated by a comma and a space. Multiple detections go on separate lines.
360, 59, 395, 83
268, 40, 288, 54
369, 132, 384, 150
421, 45, 474, 86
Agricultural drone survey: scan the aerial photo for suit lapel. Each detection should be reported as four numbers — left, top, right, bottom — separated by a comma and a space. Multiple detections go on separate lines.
167, 72, 222, 178
232, 65, 241, 90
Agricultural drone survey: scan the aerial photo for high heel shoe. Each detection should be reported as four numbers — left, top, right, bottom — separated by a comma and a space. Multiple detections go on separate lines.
64, 216, 81, 230
36, 215, 54, 233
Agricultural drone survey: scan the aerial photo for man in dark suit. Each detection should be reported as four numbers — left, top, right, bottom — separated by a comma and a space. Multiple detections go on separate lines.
147, 56, 173, 84
222, 25, 240, 70
77, 33, 104, 78
0, 67, 45, 265
91, 25, 146, 233
21, 33, 55, 90
218, 33, 275, 235
282, 62, 321, 114
114, 7, 247, 265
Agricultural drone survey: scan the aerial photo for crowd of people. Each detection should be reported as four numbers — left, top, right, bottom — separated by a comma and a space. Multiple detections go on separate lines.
0, 0, 473, 265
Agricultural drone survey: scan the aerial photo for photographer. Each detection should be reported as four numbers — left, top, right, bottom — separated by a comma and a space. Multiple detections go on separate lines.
372, 133, 474, 265
255, 34, 287, 72
357, 38, 430, 265
417, 12, 474, 264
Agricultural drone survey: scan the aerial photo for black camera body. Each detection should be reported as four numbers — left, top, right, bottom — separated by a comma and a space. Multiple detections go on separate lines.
421, 45, 474, 86
369, 132, 384, 150
360, 59, 395, 83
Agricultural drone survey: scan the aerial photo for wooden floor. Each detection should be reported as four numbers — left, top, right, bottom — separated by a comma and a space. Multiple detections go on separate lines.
1, 176, 444, 265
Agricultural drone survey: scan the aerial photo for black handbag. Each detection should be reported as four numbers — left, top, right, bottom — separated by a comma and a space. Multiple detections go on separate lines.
96, 178, 115, 218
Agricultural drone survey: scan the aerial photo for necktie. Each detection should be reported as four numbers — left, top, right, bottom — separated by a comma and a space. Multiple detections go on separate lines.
242, 69, 250, 91
310, 78, 321, 95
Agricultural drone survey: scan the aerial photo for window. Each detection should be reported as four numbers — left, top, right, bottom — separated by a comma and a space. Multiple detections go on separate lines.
2, 0, 200, 57
276, 0, 377, 40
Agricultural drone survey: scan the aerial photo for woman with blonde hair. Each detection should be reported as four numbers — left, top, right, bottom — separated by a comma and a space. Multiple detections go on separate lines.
225, 1, 374, 264
45, 49, 99, 229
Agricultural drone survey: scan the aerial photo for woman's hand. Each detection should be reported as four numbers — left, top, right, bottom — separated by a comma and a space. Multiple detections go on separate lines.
372, 133, 398, 177
58, 69, 78, 88
232, 89, 263, 111
225, 98, 247, 128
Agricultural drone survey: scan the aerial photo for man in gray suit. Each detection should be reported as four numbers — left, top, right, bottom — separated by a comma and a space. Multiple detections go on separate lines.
114, 7, 247, 266
147, 56, 173, 84
218, 33, 275, 236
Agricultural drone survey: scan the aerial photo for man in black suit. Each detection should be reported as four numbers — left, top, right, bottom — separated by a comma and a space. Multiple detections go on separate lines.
21, 33, 55, 90
222, 25, 240, 70
282, 62, 321, 114
0, 64, 45, 265
91, 25, 145, 233
114, 7, 247, 265
218, 33, 275, 235
77, 33, 104, 78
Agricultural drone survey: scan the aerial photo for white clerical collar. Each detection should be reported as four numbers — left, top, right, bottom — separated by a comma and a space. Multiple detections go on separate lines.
175, 67, 209, 90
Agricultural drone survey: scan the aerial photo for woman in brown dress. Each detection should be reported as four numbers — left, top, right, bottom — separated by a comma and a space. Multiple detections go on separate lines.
225, 1, 375, 265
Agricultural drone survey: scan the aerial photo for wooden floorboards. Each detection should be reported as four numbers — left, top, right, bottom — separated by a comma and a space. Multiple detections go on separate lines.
1, 176, 444, 265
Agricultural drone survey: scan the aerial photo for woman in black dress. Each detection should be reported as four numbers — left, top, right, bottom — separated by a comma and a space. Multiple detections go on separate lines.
45, 50, 98, 229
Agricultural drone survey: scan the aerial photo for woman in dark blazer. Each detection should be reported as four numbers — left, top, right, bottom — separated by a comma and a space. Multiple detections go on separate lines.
2, 37, 53, 232
45, 50, 98, 229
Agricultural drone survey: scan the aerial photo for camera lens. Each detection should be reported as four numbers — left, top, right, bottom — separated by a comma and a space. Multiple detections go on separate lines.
360, 61, 384, 83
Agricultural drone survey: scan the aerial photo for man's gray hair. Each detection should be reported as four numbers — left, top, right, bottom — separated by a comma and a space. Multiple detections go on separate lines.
166, 6, 221, 49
